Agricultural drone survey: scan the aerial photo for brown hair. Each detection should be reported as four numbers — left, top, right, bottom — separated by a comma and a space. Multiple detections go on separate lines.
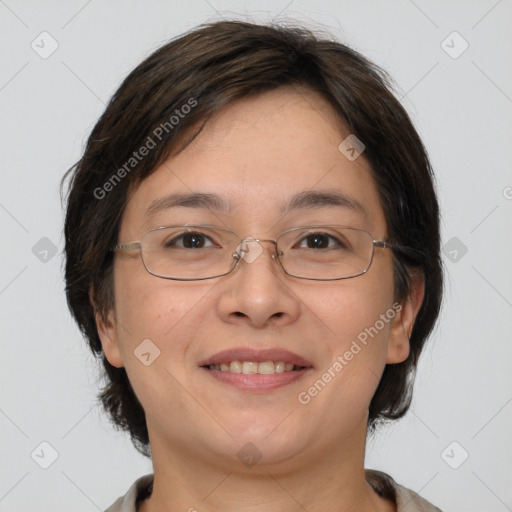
62, 20, 443, 457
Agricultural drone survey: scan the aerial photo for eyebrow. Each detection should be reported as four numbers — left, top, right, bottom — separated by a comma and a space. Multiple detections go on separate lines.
282, 190, 366, 216
145, 192, 232, 217
144, 190, 366, 218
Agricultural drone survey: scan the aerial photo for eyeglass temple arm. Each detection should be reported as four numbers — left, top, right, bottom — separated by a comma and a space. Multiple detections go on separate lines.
373, 240, 389, 249
112, 242, 141, 251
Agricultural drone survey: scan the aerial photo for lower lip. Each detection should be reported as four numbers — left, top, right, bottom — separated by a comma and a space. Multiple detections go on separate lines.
201, 367, 312, 391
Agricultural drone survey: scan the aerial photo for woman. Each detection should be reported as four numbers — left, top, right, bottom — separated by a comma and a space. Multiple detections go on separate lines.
63, 19, 443, 511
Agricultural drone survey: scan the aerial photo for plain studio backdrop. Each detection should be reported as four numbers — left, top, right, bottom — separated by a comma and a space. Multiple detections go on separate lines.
1, 1, 511, 511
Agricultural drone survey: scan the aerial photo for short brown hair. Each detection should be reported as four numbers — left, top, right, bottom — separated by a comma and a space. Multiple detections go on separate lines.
62, 20, 443, 457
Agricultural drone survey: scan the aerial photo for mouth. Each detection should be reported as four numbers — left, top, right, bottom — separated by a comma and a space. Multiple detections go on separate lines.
198, 348, 313, 391
201, 361, 307, 374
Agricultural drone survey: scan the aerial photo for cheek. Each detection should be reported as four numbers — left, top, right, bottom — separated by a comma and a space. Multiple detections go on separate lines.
325, 293, 392, 375
112, 267, 199, 366
111, 270, 206, 416
311, 265, 396, 395
321, 272, 394, 346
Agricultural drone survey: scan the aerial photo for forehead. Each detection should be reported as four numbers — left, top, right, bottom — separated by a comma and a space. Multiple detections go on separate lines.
121, 87, 386, 236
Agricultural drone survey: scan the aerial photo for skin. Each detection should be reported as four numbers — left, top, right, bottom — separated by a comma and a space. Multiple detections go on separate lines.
96, 86, 424, 512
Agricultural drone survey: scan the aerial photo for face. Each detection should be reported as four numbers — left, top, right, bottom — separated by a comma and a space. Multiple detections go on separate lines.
97, 86, 419, 471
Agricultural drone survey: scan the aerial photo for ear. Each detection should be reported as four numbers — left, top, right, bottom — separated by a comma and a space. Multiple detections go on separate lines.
89, 287, 124, 368
386, 273, 425, 364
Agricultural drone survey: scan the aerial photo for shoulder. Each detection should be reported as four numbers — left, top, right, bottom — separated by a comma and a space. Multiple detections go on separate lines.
366, 469, 444, 512
104, 474, 154, 512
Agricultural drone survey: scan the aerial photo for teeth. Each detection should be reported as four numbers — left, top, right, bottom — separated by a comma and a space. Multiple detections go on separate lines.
274, 361, 285, 373
242, 361, 258, 374
258, 361, 276, 374
208, 360, 303, 374
229, 361, 242, 373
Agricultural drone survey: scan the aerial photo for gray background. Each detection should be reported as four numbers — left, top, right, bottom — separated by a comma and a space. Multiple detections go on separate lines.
1, 1, 511, 510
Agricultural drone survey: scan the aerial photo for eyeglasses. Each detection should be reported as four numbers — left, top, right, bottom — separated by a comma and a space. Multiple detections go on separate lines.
112, 225, 391, 281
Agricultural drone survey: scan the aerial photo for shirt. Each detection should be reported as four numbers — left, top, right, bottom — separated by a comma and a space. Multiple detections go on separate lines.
104, 470, 443, 511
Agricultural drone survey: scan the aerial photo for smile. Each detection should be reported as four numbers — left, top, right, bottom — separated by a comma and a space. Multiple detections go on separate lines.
198, 348, 314, 391
203, 361, 306, 374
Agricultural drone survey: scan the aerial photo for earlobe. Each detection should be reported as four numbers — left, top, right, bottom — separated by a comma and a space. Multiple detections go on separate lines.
90, 288, 124, 368
386, 275, 425, 364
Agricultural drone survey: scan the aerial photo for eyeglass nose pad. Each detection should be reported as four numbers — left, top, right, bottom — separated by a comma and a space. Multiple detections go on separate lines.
234, 238, 265, 264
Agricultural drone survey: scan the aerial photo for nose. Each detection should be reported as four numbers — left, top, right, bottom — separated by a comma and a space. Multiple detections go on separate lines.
216, 239, 301, 328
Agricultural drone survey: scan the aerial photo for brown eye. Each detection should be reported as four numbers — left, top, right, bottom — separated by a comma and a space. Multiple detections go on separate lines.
297, 233, 345, 249
181, 233, 207, 248
164, 232, 215, 249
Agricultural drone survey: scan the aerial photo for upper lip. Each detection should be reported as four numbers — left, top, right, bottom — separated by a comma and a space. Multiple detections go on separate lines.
198, 348, 314, 368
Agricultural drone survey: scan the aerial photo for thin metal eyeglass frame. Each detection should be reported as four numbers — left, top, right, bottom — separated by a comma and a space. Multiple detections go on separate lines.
111, 224, 391, 281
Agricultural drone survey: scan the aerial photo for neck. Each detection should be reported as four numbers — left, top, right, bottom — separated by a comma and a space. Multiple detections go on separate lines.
138, 418, 394, 512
